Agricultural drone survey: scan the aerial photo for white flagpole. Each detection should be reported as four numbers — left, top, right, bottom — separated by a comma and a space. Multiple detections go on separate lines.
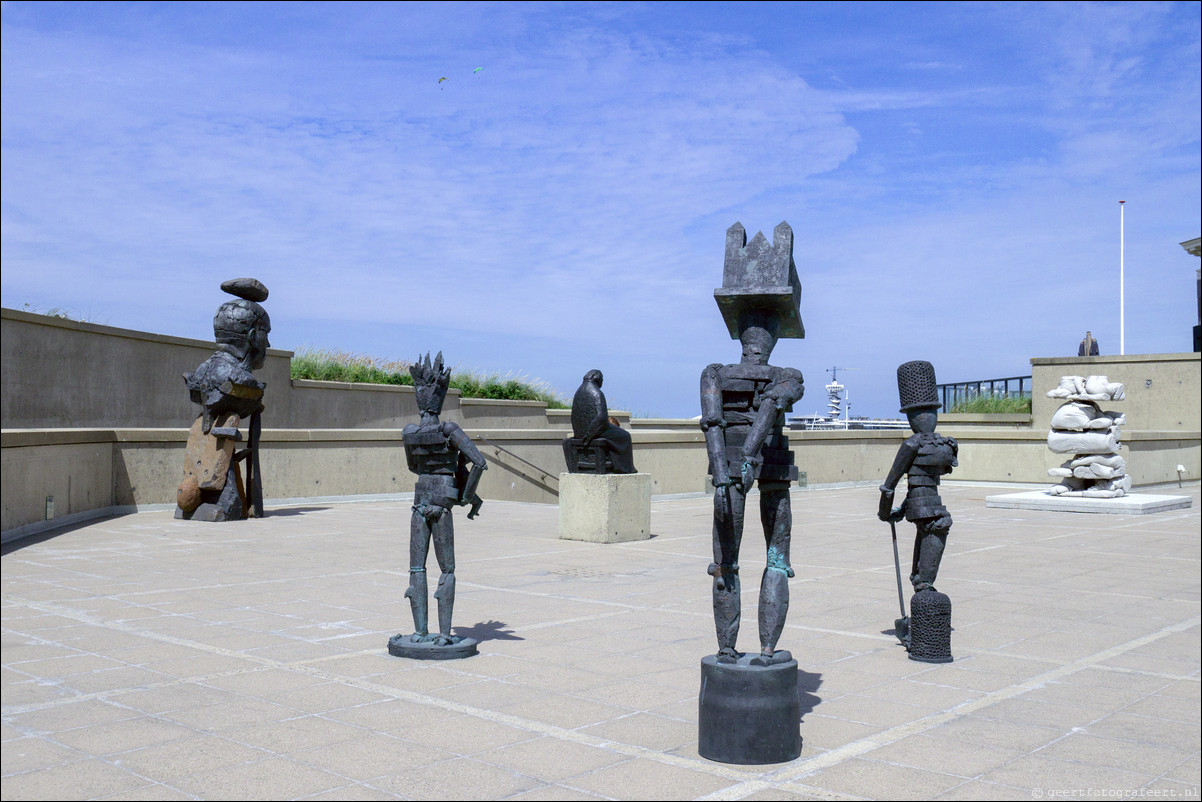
1120, 200, 1126, 356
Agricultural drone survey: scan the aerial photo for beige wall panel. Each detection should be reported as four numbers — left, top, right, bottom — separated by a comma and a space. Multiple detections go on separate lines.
1031, 353, 1200, 431
2, 441, 113, 531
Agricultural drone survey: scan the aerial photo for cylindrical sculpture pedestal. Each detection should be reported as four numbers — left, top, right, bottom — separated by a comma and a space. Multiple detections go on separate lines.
909, 590, 953, 663
698, 654, 801, 764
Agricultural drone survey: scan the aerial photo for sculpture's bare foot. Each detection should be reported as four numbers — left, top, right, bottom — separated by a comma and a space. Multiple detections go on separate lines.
432, 634, 457, 647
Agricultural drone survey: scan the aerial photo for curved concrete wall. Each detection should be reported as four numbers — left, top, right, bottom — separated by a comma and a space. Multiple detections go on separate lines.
3, 308, 1199, 542
5, 425, 1197, 541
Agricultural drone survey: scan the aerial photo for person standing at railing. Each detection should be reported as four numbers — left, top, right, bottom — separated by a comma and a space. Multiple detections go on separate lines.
1078, 331, 1100, 356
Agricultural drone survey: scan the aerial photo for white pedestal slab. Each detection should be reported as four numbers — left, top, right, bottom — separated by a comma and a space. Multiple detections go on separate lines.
559, 472, 651, 543
985, 490, 1192, 515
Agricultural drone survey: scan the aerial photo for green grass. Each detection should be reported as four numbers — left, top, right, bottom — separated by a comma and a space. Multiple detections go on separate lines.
290, 348, 570, 408
949, 394, 1032, 414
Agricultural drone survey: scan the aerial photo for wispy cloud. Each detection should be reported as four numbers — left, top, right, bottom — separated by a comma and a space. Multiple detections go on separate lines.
2, 2, 1198, 417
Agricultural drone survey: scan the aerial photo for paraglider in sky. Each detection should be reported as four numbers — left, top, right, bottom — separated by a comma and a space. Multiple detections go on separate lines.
473, 67, 482, 73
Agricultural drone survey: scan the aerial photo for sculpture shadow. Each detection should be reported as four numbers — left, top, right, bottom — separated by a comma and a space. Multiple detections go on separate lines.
454, 620, 524, 643
796, 669, 823, 720
1, 516, 118, 556
264, 506, 330, 517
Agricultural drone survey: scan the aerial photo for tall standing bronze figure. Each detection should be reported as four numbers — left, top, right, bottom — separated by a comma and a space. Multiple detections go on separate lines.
697, 221, 805, 766
389, 352, 488, 660
878, 360, 958, 663
702, 221, 805, 664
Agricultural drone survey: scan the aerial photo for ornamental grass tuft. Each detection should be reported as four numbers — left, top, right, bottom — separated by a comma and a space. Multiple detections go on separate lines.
949, 394, 1032, 414
290, 348, 569, 408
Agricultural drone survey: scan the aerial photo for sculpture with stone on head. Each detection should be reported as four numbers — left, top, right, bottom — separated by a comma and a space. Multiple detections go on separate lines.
175, 278, 271, 522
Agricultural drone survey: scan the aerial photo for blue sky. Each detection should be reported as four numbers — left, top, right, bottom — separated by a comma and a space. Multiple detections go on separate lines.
3, 1, 1199, 419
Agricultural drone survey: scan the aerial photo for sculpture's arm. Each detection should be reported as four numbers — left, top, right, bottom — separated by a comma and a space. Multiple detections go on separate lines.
878, 437, 918, 521
700, 364, 731, 487
738, 368, 804, 487
444, 422, 488, 469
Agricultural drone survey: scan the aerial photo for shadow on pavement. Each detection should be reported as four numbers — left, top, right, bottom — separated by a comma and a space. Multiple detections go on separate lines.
455, 620, 525, 642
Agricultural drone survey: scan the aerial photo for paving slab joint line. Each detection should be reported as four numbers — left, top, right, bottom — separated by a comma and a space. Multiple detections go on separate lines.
695, 613, 1202, 801
4, 575, 1199, 797
0, 594, 779, 785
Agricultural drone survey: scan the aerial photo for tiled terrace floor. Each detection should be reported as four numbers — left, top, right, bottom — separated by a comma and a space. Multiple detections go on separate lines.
3, 483, 1199, 800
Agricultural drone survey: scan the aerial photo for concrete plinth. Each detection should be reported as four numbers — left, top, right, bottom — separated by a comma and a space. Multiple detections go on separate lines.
558, 472, 651, 543
985, 490, 1192, 515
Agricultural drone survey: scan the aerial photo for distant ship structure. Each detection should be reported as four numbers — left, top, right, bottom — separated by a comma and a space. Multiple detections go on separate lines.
788, 367, 908, 431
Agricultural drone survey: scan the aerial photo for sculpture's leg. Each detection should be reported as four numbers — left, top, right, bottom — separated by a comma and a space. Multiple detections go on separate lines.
204, 465, 243, 522
910, 515, 949, 592
758, 485, 794, 657
406, 507, 434, 636
604, 425, 637, 474
709, 485, 745, 660
249, 411, 264, 518
431, 509, 457, 643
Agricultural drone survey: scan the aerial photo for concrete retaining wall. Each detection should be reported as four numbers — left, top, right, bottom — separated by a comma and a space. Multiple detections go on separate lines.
6, 425, 1197, 541
3, 308, 1199, 542
1, 308, 294, 429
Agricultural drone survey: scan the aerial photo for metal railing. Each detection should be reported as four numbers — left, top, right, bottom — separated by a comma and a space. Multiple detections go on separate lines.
936, 376, 1032, 411
475, 435, 561, 495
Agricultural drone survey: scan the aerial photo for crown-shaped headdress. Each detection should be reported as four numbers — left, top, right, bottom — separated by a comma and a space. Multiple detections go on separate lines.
411, 352, 452, 415
714, 221, 804, 341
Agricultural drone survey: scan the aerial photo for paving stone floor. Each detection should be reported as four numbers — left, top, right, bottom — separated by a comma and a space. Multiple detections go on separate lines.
2, 483, 1199, 801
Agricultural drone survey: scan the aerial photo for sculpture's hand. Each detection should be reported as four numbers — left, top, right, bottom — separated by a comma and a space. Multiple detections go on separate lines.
877, 488, 894, 522
740, 456, 759, 492
889, 506, 906, 523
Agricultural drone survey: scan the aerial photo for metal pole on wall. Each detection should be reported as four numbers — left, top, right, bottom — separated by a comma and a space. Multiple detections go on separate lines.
1120, 200, 1126, 355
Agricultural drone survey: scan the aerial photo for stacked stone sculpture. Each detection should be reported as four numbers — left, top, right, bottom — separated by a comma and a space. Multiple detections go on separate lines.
389, 352, 488, 660
562, 369, 636, 474
697, 221, 805, 765
878, 360, 958, 664
176, 278, 271, 522
1046, 375, 1130, 498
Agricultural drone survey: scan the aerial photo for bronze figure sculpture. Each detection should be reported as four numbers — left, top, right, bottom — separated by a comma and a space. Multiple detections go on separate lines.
702, 222, 805, 664
563, 369, 636, 474
878, 360, 957, 662
697, 221, 805, 765
176, 278, 271, 522
389, 352, 487, 660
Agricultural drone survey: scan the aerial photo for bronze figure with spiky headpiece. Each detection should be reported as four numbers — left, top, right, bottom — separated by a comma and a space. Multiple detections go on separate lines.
391, 351, 488, 661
